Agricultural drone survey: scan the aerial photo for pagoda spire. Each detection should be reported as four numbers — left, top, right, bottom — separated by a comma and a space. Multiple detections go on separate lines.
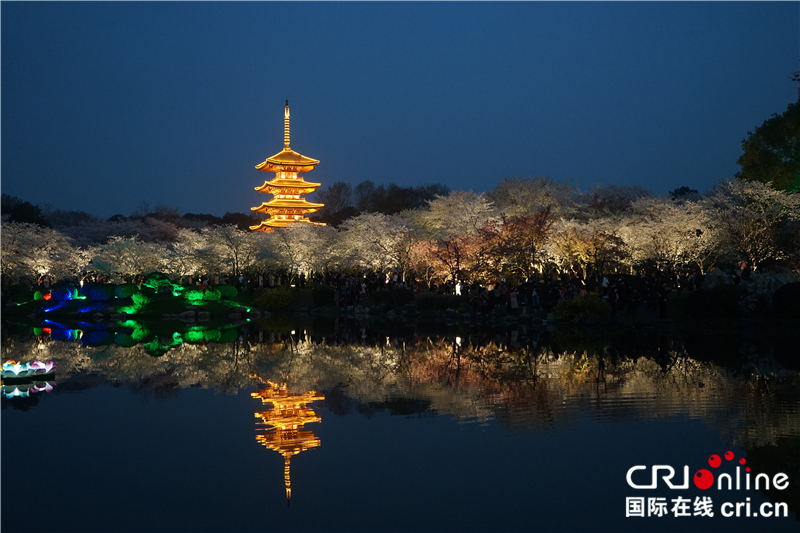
285, 455, 292, 505
284, 100, 290, 150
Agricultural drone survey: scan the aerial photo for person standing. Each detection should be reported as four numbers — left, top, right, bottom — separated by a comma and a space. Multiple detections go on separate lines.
510, 288, 520, 315
658, 282, 670, 320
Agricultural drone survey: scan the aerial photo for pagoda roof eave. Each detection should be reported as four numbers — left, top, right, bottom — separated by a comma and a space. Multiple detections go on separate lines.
255, 186, 318, 195
263, 198, 324, 209
259, 206, 324, 215
251, 202, 324, 214
250, 219, 327, 231
254, 178, 321, 193
255, 148, 319, 172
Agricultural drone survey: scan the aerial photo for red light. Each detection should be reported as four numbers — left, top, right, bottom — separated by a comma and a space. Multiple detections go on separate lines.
43, 293, 52, 300
42, 328, 52, 335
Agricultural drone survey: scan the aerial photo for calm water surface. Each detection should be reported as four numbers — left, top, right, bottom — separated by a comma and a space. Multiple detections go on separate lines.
3, 319, 800, 532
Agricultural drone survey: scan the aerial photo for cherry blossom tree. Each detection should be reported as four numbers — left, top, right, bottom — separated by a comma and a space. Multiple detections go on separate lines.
416, 190, 497, 239
622, 197, 721, 273
490, 176, 577, 218
704, 179, 800, 270
578, 183, 653, 215
411, 232, 489, 286
549, 219, 594, 275
162, 228, 206, 279
339, 213, 417, 279
203, 225, 265, 277
1, 222, 87, 288
262, 223, 340, 281
479, 211, 555, 281
91, 236, 165, 282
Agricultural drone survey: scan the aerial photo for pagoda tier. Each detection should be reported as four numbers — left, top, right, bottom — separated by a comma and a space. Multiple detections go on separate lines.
254, 174, 321, 195
249, 101, 325, 231
253, 198, 324, 211
255, 149, 319, 173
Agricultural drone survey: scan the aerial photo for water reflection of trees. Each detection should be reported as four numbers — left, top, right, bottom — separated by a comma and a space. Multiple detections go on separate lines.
3, 323, 799, 450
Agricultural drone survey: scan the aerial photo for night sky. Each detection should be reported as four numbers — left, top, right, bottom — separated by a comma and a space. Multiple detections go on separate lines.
2, 2, 798, 219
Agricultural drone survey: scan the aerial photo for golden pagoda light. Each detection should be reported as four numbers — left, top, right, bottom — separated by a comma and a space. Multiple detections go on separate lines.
250, 101, 326, 231
251, 378, 324, 504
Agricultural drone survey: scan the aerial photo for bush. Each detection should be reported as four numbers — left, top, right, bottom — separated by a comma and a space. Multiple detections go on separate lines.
203, 289, 221, 302
184, 288, 205, 303
130, 324, 152, 343
82, 330, 114, 347
80, 283, 94, 297
203, 329, 221, 342
5, 284, 31, 303
773, 282, 800, 317
553, 294, 611, 323
254, 287, 294, 313
89, 284, 115, 301
114, 284, 139, 299
702, 269, 732, 289
447, 295, 469, 310
131, 292, 152, 308
388, 288, 414, 307
114, 333, 138, 347
142, 272, 173, 293
714, 285, 748, 313
312, 285, 335, 306
742, 270, 800, 305
434, 293, 451, 310
684, 285, 748, 318
50, 328, 78, 342
683, 290, 719, 317
217, 285, 237, 299
183, 328, 206, 343
218, 329, 238, 343
50, 287, 78, 301
415, 292, 439, 309
370, 290, 389, 304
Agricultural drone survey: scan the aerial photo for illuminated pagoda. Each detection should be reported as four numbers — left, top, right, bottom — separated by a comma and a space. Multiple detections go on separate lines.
251, 379, 324, 504
250, 101, 325, 231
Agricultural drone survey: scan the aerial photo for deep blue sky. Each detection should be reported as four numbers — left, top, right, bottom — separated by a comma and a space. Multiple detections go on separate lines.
2, 2, 798, 218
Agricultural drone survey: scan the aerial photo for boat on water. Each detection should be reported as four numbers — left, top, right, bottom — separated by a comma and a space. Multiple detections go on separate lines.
2, 381, 55, 399
2, 360, 57, 381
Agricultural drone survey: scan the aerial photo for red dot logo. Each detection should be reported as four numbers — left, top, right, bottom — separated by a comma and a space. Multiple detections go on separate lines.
746, 467, 751, 472
709, 455, 722, 468
739, 458, 746, 465
694, 469, 715, 490
724, 451, 734, 461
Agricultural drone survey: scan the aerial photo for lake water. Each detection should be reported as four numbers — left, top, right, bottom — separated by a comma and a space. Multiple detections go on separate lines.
3, 318, 800, 532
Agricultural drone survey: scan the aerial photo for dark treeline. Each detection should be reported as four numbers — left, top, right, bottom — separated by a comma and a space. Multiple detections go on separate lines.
1, 179, 451, 234
310, 180, 450, 226
0, 193, 263, 235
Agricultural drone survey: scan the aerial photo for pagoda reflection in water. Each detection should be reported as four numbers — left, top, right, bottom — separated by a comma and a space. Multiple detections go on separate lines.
251, 378, 323, 505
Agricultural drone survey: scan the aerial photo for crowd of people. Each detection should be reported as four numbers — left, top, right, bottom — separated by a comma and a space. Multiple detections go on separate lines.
39, 260, 764, 321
